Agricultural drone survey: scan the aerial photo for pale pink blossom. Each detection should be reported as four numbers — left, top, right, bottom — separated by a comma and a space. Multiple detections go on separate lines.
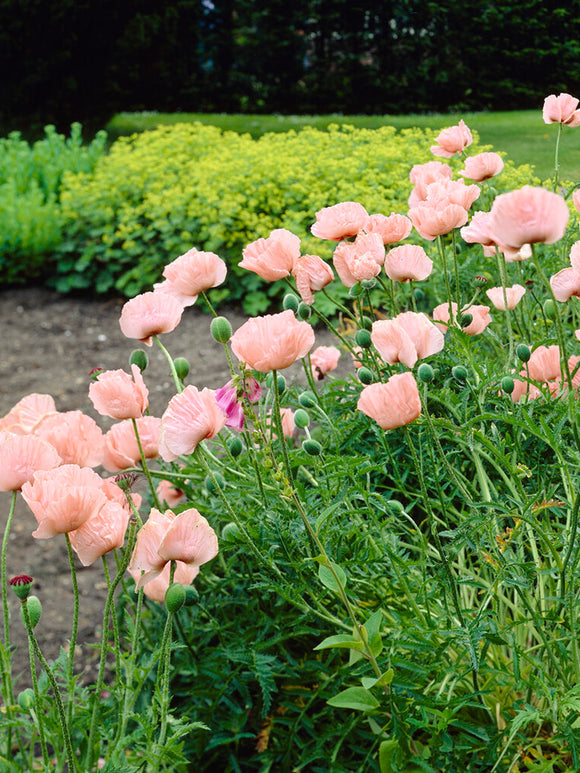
310, 346, 341, 379
34, 411, 104, 468
489, 186, 569, 250
89, 364, 149, 420
500, 244, 533, 263
543, 93, 580, 127
22, 465, 106, 538
119, 292, 184, 346
311, 202, 369, 241
357, 372, 421, 430
510, 378, 544, 403
0, 434, 61, 492
156, 480, 186, 508
333, 241, 380, 285
239, 229, 301, 281
0, 394, 57, 435
267, 408, 296, 440
129, 560, 199, 603
485, 284, 526, 311
460, 211, 496, 247
460, 152, 504, 182
409, 202, 469, 241
527, 345, 561, 382
159, 387, 226, 462
425, 179, 480, 211
433, 302, 492, 335
384, 245, 433, 282
430, 120, 473, 158
154, 248, 227, 306
68, 498, 131, 566
371, 312, 444, 368
550, 241, 580, 302
409, 161, 453, 208
292, 254, 334, 305
129, 507, 218, 589
364, 213, 412, 245
230, 310, 315, 372
103, 417, 162, 472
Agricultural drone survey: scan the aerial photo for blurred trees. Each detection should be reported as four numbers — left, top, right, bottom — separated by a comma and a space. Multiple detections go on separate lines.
2, 0, 580, 129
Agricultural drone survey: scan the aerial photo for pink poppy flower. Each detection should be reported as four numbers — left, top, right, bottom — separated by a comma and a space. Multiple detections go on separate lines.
371, 312, 445, 368
103, 416, 162, 472
292, 254, 334, 305
357, 372, 421, 430
500, 244, 533, 263
333, 241, 380, 286
266, 408, 296, 440
550, 241, 580, 302
89, 364, 149, 420
460, 211, 496, 247
527, 345, 561, 382
543, 93, 580, 127
510, 378, 544, 404
384, 245, 433, 282
155, 248, 227, 306
239, 229, 300, 281
425, 179, 481, 211
573, 189, 580, 214
156, 480, 186, 508
311, 201, 369, 241
119, 292, 184, 346
215, 376, 261, 430
159, 386, 226, 462
129, 560, 199, 603
310, 346, 341, 379
68, 498, 131, 566
230, 310, 315, 372
485, 284, 526, 311
409, 202, 469, 241
409, 162, 453, 208
489, 186, 569, 250
22, 464, 106, 538
351, 346, 364, 369
364, 213, 412, 245
460, 152, 504, 182
0, 393, 57, 435
129, 507, 218, 589
34, 411, 105, 468
430, 119, 473, 158
433, 302, 492, 335
0, 433, 61, 492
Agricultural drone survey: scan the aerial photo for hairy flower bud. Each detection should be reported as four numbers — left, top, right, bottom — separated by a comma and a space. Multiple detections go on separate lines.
282, 294, 300, 312
417, 363, 435, 383
299, 391, 317, 408
293, 409, 310, 428
355, 329, 372, 348
227, 436, 244, 457
302, 439, 322, 456
21, 596, 42, 628
516, 344, 531, 363
165, 582, 186, 613
174, 358, 190, 380
452, 365, 468, 382
358, 367, 374, 385
130, 349, 148, 371
501, 376, 515, 394
210, 316, 233, 344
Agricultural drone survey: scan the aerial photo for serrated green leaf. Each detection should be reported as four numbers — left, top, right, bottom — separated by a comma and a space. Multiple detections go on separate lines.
314, 634, 364, 651
327, 686, 379, 712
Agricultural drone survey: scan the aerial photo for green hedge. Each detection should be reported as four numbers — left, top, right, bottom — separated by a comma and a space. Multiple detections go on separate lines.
53, 122, 534, 312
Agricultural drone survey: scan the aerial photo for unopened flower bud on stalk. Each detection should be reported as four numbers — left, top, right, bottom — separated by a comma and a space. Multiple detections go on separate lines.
129, 349, 148, 371
414, 288, 425, 301
452, 365, 468, 382
17, 688, 35, 711
474, 276, 488, 288
283, 293, 300, 312
349, 283, 364, 298
88, 367, 104, 382
205, 472, 226, 493
543, 299, 557, 320
417, 363, 435, 383
227, 436, 244, 457
221, 522, 242, 542
210, 316, 233, 344
361, 316, 373, 331
460, 313, 473, 329
501, 376, 515, 394
266, 373, 286, 393
293, 409, 310, 429
297, 302, 312, 320
355, 329, 372, 348
9, 575, 33, 600
516, 344, 531, 363
165, 582, 186, 613
302, 439, 322, 456
21, 596, 42, 628
299, 391, 317, 408
361, 278, 377, 290
184, 585, 199, 607
174, 357, 190, 380
358, 367, 374, 385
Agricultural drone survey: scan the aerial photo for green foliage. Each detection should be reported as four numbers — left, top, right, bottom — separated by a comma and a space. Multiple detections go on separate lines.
53, 121, 530, 310
0, 124, 107, 284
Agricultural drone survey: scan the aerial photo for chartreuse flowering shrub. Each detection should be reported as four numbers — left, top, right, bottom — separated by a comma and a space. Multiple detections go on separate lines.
0, 124, 107, 284
2, 94, 580, 771
55, 122, 535, 310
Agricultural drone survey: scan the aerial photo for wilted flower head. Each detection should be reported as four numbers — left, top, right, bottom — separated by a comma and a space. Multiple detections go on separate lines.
292, 254, 334, 305
311, 201, 369, 241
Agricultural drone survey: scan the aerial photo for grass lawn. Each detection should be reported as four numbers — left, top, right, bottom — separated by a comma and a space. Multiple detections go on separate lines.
106, 110, 580, 183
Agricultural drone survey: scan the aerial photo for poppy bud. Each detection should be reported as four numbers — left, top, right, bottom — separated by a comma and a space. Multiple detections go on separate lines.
130, 349, 148, 371
299, 391, 317, 408
18, 689, 35, 711
543, 299, 557, 320
302, 439, 322, 456
355, 329, 372, 348
297, 302, 312, 320
9, 575, 33, 601
417, 363, 434, 383
21, 596, 42, 628
516, 344, 531, 363
205, 472, 226, 493
165, 583, 186, 613
174, 358, 190, 380
294, 409, 310, 429
349, 283, 364, 298
210, 316, 233, 343
221, 522, 242, 542
501, 376, 515, 394
452, 365, 468, 382
361, 278, 376, 290
460, 313, 473, 329
184, 585, 199, 607
474, 276, 488, 288
227, 436, 244, 457
360, 316, 373, 331
283, 294, 299, 312
358, 367, 374, 385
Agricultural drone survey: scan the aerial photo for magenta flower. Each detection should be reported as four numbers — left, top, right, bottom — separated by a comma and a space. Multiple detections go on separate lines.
215, 376, 261, 430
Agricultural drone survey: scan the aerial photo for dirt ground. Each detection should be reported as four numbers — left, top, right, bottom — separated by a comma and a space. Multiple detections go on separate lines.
0, 285, 336, 691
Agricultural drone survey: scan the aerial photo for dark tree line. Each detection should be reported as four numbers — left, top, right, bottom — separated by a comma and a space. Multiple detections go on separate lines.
2, 0, 580, 131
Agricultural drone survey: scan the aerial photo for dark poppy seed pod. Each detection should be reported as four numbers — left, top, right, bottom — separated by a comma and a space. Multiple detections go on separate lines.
283, 294, 300, 312
9, 575, 33, 600
174, 357, 190, 380
417, 363, 434, 383
516, 344, 531, 363
129, 349, 148, 371
210, 316, 233, 343
165, 583, 186, 613
502, 376, 515, 394
358, 367, 374, 385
